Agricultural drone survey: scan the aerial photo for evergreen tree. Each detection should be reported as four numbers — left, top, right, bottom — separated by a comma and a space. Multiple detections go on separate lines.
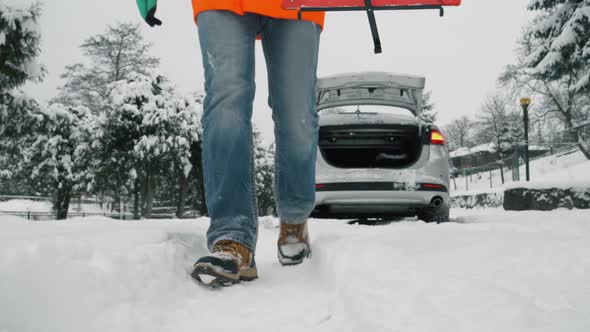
0, 0, 44, 91
421, 90, 437, 124
0, 92, 41, 195
0, 0, 44, 195
526, 0, 590, 93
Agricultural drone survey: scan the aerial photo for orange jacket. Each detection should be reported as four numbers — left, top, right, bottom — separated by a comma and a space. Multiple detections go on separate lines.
192, 0, 325, 28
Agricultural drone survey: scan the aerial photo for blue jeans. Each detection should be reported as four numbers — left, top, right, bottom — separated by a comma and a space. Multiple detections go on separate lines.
197, 10, 321, 253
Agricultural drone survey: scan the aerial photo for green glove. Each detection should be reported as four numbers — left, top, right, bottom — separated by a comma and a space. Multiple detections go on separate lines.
136, 0, 162, 27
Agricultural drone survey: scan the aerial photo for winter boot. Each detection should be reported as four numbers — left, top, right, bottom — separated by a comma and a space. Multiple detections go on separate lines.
191, 240, 258, 287
277, 222, 311, 266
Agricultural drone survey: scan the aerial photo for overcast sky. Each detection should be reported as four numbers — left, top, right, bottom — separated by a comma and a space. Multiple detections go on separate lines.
25, 0, 534, 143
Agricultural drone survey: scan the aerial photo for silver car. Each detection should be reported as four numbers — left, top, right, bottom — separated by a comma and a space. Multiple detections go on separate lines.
312, 72, 450, 223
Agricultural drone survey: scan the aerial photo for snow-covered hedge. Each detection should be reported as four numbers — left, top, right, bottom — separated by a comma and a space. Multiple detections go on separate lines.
451, 186, 590, 211
104, 74, 201, 180
504, 187, 590, 211
450, 192, 504, 209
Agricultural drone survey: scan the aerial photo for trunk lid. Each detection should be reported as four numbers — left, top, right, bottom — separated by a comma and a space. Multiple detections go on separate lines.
316, 72, 425, 117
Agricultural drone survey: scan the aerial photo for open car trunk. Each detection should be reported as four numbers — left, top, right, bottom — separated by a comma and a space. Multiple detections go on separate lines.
316, 72, 427, 169
319, 124, 423, 168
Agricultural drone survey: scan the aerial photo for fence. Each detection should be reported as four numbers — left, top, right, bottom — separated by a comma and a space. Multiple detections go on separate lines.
0, 195, 50, 202
0, 211, 135, 221
452, 145, 582, 191
451, 122, 590, 191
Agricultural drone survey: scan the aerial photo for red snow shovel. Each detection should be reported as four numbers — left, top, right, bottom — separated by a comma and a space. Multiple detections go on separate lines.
283, 0, 461, 54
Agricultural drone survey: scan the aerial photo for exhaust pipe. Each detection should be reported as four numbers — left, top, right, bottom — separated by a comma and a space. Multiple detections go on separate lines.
430, 196, 443, 208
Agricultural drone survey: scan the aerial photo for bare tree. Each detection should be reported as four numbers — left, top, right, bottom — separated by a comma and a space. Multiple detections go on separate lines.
444, 116, 472, 151
56, 22, 159, 111
476, 93, 515, 183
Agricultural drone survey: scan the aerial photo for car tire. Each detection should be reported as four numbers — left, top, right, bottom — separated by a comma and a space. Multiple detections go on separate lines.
417, 204, 450, 223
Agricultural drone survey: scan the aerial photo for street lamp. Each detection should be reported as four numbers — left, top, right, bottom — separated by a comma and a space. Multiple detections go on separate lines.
520, 97, 532, 181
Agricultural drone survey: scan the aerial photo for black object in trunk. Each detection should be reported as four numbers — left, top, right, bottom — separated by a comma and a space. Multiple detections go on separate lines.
319, 125, 422, 168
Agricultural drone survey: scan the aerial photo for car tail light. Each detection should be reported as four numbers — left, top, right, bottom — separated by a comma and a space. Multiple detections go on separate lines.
430, 129, 445, 145
315, 184, 326, 189
421, 183, 445, 190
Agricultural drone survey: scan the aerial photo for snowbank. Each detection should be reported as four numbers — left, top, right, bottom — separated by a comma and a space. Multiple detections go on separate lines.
1, 211, 590, 331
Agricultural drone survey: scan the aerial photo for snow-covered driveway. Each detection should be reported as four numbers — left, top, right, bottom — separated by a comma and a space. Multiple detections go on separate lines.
1, 209, 589, 332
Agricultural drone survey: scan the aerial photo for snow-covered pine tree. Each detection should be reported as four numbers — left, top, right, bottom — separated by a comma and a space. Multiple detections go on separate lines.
0, 0, 44, 92
0, 91, 40, 195
0, 0, 45, 195
56, 22, 159, 112
501, 8, 588, 134
420, 90, 437, 124
526, 0, 590, 93
0, 0, 44, 137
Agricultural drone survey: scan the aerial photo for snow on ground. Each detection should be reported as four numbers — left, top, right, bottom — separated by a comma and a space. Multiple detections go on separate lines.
452, 149, 590, 195
1, 210, 589, 332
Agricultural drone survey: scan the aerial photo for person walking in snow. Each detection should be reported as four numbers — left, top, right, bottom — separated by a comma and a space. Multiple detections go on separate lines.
136, 0, 324, 287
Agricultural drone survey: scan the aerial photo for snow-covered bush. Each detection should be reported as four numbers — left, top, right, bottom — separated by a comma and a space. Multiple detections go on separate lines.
95, 74, 201, 218
20, 103, 95, 219
504, 187, 590, 211
253, 131, 275, 216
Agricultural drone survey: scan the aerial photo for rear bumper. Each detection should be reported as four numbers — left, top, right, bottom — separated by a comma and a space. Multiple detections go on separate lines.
313, 188, 449, 219
315, 182, 448, 192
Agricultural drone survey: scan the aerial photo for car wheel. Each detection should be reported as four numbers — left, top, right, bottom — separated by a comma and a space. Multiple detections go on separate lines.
417, 204, 450, 223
